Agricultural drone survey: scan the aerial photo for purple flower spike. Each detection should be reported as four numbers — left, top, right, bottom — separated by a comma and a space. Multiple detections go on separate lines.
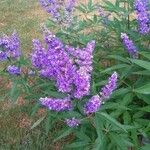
0, 31, 21, 60
39, 96, 73, 112
66, 40, 95, 99
32, 28, 96, 98
39, 0, 75, 27
31, 39, 47, 69
0, 51, 7, 61
121, 33, 138, 58
65, 117, 81, 128
84, 95, 102, 115
7, 65, 21, 75
100, 72, 118, 100
134, 0, 150, 34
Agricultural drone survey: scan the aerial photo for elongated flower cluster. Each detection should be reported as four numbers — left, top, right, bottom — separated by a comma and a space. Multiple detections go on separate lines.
32, 33, 75, 93
39, 0, 61, 22
39, 96, 72, 111
84, 72, 118, 115
0, 31, 21, 60
0, 51, 7, 61
32, 29, 95, 98
66, 41, 95, 99
100, 72, 118, 99
65, 117, 81, 127
7, 65, 21, 75
134, 0, 150, 34
39, 0, 75, 27
84, 95, 102, 115
121, 33, 138, 58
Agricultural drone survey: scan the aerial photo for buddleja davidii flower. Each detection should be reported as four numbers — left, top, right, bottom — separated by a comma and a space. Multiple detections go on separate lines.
63, 0, 76, 27
100, 72, 118, 100
7, 65, 21, 75
66, 41, 95, 99
134, 0, 150, 34
39, 0, 75, 28
0, 31, 21, 59
44, 30, 76, 93
84, 95, 102, 115
39, 96, 73, 112
65, 117, 81, 127
31, 39, 48, 69
73, 70, 91, 99
0, 51, 7, 61
121, 33, 138, 59
84, 72, 118, 115
39, 0, 61, 22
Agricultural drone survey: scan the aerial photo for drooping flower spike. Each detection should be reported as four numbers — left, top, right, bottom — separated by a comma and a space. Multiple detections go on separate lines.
32, 28, 95, 98
7, 65, 21, 75
134, 0, 150, 34
84, 95, 102, 115
100, 71, 118, 100
0, 31, 21, 60
39, 96, 73, 112
39, 0, 75, 27
65, 117, 81, 128
84, 72, 118, 115
121, 33, 138, 58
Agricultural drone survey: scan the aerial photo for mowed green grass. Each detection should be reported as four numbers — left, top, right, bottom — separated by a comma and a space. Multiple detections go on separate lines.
0, 0, 48, 54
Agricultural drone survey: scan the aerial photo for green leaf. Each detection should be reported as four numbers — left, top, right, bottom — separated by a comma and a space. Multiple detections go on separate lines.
139, 106, 150, 112
53, 128, 72, 142
97, 112, 127, 132
129, 59, 150, 70
31, 115, 46, 130
101, 64, 129, 74
140, 144, 150, 150
65, 141, 90, 148
10, 81, 20, 102
139, 51, 150, 60
45, 112, 52, 135
75, 130, 91, 142
107, 55, 129, 63
94, 114, 105, 149
31, 103, 40, 116
134, 83, 150, 94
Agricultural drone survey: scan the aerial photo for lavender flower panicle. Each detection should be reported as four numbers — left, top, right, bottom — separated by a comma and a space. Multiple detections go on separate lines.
0, 51, 7, 61
84, 72, 118, 115
32, 28, 95, 96
65, 117, 81, 127
31, 39, 47, 69
7, 65, 21, 75
39, 0, 75, 27
100, 72, 118, 100
39, 96, 73, 112
66, 40, 95, 99
0, 31, 21, 59
134, 0, 150, 34
84, 95, 102, 115
121, 33, 138, 58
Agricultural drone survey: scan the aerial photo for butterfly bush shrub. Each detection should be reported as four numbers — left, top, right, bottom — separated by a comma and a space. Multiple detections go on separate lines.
0, 0, 150, 149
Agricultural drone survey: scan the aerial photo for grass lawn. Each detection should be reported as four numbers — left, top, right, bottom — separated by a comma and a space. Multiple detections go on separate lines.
0, 0, 48, 54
